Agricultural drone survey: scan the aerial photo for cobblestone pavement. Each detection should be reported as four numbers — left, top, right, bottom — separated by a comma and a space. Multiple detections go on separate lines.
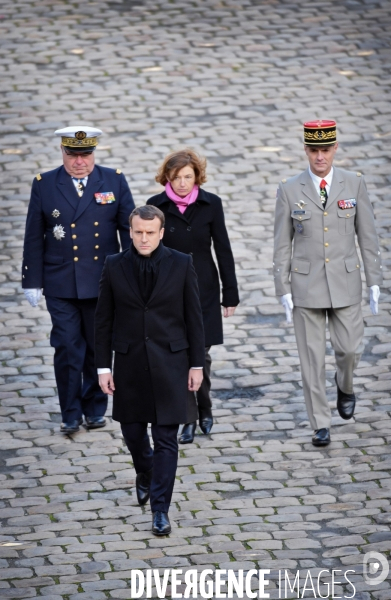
0, 0, 391, 598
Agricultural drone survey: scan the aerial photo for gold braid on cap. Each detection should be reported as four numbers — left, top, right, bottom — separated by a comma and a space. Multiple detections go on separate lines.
304, 130, 336, 142
61, 136, 98, 147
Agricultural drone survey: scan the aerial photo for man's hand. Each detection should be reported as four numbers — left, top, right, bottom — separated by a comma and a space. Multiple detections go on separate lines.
370, 285, 380, 315
223, 306, 236, 318
99, 372, 115, 395
188, 368, 203, 392
281, 293, 294, 323
24, 289, 42, 307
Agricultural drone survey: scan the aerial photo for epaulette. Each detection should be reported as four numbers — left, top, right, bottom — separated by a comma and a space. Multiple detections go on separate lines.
36, 173, 42, 181
357, 172, 361, 177
116, 169, 122, 175
281, 178, 287, 183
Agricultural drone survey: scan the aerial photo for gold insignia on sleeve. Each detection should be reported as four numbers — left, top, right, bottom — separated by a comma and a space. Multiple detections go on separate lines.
36, 173, 42, 181
116, 169, 122, 174
357, 172, 362, 177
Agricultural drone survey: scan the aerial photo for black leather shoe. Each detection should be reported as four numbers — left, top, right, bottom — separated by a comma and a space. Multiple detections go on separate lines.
312, 428, 331, 446
335, 373, 356, 420
199, 408, 213, 434
60, 418, 83, 434
85, 416, 106, 429
136, 468, 153, 506
152, 511, 171, 536
178, 422, 196, 444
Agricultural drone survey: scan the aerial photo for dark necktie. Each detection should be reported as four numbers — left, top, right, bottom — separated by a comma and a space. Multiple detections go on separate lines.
320, 179, 328, 207
73, 178, 85, 198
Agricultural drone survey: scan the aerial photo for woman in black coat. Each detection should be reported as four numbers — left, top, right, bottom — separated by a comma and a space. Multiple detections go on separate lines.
147, 149, 239, 443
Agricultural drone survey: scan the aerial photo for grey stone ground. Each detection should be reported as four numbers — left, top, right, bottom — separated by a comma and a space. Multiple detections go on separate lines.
0, 0, 391, 598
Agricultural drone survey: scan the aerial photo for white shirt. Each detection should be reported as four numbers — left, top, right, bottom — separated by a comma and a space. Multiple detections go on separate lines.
308, 167, 333, 197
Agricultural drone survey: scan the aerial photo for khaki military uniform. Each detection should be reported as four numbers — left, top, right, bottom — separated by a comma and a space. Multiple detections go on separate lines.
273, 167, 382, 429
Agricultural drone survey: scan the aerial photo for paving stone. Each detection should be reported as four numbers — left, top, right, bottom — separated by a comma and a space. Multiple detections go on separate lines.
1, 1, 391, 597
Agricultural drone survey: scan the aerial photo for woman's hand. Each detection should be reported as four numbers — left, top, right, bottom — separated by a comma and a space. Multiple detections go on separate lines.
223, 306, 236, 318
99, 373, 115, 395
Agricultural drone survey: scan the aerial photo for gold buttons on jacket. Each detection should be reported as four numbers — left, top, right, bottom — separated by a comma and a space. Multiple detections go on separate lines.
94, 222, 99, 226
71, 223, 76, 228
73, 245, 78, 250
74, 257, 78, 262
325, 258, 329, 263
95, 233, 99, 237
356, 264, 359, 268
324, 211, 328, 216
95, 245, 99, 249
72, 234, 77, 239
294, 268, 298, 271
324, 243, 329, 247
346, 214, 350, 217
94, 256, 98, 261
324, 227, 328, 232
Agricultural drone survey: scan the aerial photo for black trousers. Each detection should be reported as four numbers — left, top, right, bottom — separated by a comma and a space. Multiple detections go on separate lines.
121, 422, 179, 513
46, 296, 107, 422
196, 346, 212, 410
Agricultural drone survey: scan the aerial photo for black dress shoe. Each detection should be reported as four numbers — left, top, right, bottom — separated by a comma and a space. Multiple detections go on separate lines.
335, 373, 356, 420
178, 422, 196, 444
85, 416, 106, 429
312, 428, 331, 446
199, 408, 213, 434
136, 468, 153, 506
152, 511, 171, 536
60, 418, 83, 434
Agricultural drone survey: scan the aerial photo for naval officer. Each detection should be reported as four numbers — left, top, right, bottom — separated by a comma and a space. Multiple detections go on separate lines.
22, 126, 135, 434
273, 120, 382, 446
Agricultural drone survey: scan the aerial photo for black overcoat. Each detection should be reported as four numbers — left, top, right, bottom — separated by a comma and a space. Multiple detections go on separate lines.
22, 164, 134, 299
94, 246, 205, 425
147, 188, 239, 346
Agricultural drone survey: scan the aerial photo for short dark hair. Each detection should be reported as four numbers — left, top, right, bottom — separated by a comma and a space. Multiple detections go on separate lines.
129, 205, 165, 229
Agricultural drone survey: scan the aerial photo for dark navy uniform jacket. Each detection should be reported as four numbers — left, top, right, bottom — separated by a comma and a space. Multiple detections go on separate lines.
22, 164, 135, 299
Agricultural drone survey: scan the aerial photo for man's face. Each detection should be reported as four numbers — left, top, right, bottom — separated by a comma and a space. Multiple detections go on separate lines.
304, 142, 338, 178
130, 216, 164, 257
61, 146, 95, 178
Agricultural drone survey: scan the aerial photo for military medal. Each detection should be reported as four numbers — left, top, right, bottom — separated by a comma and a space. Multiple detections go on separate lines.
338, 199, 356, 209
95, 192, 115, 204
295, 200, 307, 210
52, 209, 60, 218
53, 224, 66, 240
296, 223, 304, 234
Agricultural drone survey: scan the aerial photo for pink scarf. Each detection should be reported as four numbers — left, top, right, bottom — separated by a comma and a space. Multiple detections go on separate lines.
165, 182, 199, 214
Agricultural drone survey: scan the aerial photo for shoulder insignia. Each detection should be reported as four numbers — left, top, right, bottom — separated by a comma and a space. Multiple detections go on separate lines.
281, 178, 287, 183
357, 172, 361, 177
36, 173, 42, 181
116, 169, 122, 175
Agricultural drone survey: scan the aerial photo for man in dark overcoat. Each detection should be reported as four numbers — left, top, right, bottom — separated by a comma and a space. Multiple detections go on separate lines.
95, 205, 205, 535
22, 125, 135, 434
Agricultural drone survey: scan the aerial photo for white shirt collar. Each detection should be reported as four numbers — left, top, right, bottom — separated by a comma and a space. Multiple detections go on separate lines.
308, 166, 333, 191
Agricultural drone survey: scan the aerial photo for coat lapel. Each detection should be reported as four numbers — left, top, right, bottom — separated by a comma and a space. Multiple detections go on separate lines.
73, 166, 103, 222
56, 166, 79, 211
120, 250, 144, 304
148, 248, 174, 304
326, 167, 345, 209
299, 170, 324, 210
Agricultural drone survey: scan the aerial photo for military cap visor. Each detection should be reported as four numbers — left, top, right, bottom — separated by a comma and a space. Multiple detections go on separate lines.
304, 120, 337, 146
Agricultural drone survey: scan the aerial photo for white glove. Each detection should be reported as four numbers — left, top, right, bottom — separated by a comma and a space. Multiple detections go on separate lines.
24, 288, 42, 307
370, 285, 380, 315
281, 293, 294, 323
